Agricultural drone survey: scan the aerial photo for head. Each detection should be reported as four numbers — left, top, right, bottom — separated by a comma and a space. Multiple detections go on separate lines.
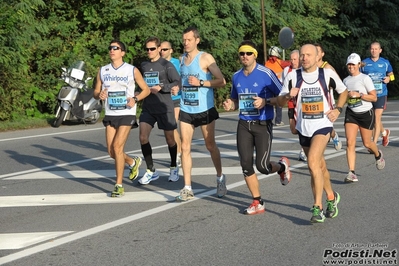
238, 40, 258, 68
145, 36, 161, 61
268, 46, 281, 58
370, 42, 382, 59
346, 53, 361, 76
160, 41, 174, 61
182, 26, 200, 53
108, 40, 126, 61
290, 50, 300, 69
300, 44, 318, 72
313, 43, 326, 64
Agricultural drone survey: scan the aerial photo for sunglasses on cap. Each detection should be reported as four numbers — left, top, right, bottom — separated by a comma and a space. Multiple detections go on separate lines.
146, 47, 157, 51
239, 52, 254, 56
109, 46, 122, 51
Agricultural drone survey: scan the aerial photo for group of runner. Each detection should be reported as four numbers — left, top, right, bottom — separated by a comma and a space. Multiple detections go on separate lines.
93, 29, 394, 223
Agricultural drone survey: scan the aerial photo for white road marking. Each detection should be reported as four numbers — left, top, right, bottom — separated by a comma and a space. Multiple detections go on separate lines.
0, 232, 73, 250
0, 189, 206, 207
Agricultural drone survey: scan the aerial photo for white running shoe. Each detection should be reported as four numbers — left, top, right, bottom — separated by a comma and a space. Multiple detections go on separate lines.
168, 166, 180, 182
138, 169, 159, 185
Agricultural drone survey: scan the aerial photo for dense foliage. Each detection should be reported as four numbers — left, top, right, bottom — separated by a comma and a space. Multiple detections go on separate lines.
1, 0, 398, 121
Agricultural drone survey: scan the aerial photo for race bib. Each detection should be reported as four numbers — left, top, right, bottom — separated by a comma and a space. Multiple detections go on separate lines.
301, 96, 324, 119
347, 97, 363, 108
144, 72, 160, 86
182, 87, 199, 106
108, 91, 127, 110
238, 93, 259, 116
373, 81, 383, 94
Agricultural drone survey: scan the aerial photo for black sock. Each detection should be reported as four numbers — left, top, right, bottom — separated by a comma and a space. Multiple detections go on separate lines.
350, 170, 356, 174
375, 151, 381, 160
277, 162, 285, 174
254, 197, 263, 204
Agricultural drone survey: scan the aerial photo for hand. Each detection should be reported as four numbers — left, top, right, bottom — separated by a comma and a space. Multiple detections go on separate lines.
223, 99, 233, 111
150, 85, 161, 94
99, 89, 108, 100
171, 85, 179, 96
188, 76, 200, 86
326, 109, 340, 122
252, 96, 265, 109
126, 97, 135, 108
290, 87, 299, 98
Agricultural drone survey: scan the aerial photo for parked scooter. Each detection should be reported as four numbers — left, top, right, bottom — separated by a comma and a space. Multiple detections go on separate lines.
53, 61, 102, 128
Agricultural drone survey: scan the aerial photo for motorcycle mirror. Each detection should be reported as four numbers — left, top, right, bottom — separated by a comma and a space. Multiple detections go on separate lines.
62, 67, 67, 72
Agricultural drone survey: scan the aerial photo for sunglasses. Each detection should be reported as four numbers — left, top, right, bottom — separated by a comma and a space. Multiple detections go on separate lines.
108, 46, 122, 51
239, 52, 254, 56
146, 47, 157, 51
161, 48, 170, 52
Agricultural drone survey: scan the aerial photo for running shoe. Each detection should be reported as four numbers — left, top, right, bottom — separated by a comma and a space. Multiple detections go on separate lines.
168, 166, 179, 182
382, 129, 390, 147
279, 157, 291, 185
138, 169, 160, 185
310, 206, 325, 223
216, 174, 227, 198
128, 156, 142, 181
326, 191, 340, 218
344, 171, 358, 182
176, 153, 182, 167
243, 199, 265, 215
298, 149, 307, 162
275, 122, 285, 126
111, 185, 124, 198
175, 188, 194, 202
376, 150, 385, 170
332, 133, 342, 151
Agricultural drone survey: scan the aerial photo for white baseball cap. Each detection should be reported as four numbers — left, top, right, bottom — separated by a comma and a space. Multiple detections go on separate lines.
346, 53, 361, 65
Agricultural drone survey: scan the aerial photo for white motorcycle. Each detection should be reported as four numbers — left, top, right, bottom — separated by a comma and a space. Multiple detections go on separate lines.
53, 61, 102, 128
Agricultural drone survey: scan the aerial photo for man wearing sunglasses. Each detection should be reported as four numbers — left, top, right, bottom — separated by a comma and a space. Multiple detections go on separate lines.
175, 26, 227, 202
137, 36, 181, 185
222, 40, 291, 215
160, 41, 182, 168
94, 40, 151, 197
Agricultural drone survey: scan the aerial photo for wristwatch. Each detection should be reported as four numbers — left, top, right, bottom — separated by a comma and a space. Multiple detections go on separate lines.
199, 80, 204, 86
335, 107, 342, 113
133, 96, 139, 103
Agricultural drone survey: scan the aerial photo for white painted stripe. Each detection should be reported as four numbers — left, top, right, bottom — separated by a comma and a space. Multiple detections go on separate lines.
0, 189, 206, 208
0, 232, 73, 250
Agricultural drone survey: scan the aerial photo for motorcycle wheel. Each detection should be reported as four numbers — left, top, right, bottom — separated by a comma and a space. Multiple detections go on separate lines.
88, 110, 100, 124
53, 108, 67, 128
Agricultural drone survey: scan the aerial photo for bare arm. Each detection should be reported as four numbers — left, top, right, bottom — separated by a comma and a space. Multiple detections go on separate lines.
93, 70, 103, 100
200, 52, 226, 88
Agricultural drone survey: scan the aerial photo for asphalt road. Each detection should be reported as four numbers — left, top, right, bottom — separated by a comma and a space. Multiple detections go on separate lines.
0, 102, 398, 266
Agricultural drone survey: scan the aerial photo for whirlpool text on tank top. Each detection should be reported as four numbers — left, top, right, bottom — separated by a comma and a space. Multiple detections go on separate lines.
103, 74, 129, 82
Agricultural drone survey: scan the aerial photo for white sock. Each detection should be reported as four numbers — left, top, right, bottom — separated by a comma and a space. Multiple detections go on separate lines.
184, 185, 192, 190
216, 174, 224, 182
382, 130, 387, 137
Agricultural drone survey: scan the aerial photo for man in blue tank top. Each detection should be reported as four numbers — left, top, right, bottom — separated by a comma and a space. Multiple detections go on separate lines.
175, 26, 227, 202
160, 41, 182, 168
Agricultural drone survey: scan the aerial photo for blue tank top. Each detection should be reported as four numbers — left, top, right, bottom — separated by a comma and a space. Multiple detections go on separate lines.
180, 52, 213, 114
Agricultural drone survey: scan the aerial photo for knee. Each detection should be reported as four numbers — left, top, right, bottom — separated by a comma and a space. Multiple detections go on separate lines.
255, 162, 270, 175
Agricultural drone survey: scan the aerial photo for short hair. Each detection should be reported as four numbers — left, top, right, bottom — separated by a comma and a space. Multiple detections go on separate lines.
145, 36, 161, 47
370, 42, 381, 49
313, 43, 324, 53
290, 49, 299, 56
183, 26, 200, 39
109, 40, 126, 52
238, 40, 257, 50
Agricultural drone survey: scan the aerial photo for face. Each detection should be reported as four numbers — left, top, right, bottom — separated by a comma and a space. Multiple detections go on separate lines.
108, 42, 124, 60
182, 31, 199, 53
347, 63, 360, 76
160, 42, 172, 60
370, 43, 382, 59
315, 46, 324, 62
290, 52, 300, 69
146, 41, 160, 60
300, 44, 318, 72
239, 51, 256, 68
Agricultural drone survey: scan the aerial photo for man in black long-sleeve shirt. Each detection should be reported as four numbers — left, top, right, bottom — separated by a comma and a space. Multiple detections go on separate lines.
137, 36, 181, 185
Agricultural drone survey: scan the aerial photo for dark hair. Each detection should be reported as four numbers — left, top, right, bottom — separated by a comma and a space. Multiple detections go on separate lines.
145, 36, 161, 47
313, 43, 324, 53
238, 40, 257, 50
109, 40, 126, 52
183, 26, 200, 38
